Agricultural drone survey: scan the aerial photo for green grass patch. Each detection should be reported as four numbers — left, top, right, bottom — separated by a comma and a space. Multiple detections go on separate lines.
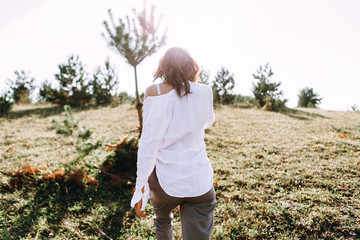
1, 104, 360, 239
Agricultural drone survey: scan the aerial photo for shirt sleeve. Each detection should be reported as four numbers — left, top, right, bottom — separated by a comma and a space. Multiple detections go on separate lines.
130, 97, 171, 210
205, 86, 215, 129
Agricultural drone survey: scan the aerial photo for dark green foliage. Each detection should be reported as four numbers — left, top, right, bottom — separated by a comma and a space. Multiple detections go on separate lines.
77, 126, 92, 140
212, 67, 235, 104
103, 4, 167, 134
351, 104, 359, 112
90, 58, 119, 106
41, 57, 119, 107
198, 67, 210, 85
111, 91, 136, 107
252, 63, 286, 111
38, 80, 57, 103
103, 138, 139, 174
7, 70, 35, 104
76, 139, 102, 156
230, 94, 255, 108
297, 87, 322, 108
118, 91, 135, 103
0, 92, 14, 117
263, 95, 288, 112
49, 55, 92, 106
102, 7, 167, 68
51, 105, 79, 135
51, 105, 102, 157
0, 170, 134, 239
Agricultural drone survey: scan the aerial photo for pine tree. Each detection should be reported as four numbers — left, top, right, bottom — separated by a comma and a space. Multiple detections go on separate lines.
53, 55, 91, 106
102, 2, 167, 136
90, 58, 119, 105
198, 67, 210, 85
252, 63, 285, 110
212, 67, 235, 104
7, 70, 35, 104
51, 105, 79, 135
0, 92, 13, 117
297, 87, 322, 108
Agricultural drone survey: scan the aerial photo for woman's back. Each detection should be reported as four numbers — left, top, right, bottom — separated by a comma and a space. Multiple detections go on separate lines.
161, 81, 212, 148
141, 81, 215, 197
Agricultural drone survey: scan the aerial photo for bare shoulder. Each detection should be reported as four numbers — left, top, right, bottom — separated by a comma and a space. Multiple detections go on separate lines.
144, 84, 158, 99
145, 82, 175, 99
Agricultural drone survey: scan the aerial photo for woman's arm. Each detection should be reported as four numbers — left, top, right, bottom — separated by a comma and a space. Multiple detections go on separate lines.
131, 86, 171, 215
205, 86, 215, 129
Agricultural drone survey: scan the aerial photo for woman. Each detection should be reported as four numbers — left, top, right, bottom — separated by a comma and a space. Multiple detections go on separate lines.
130, 47, 216, 239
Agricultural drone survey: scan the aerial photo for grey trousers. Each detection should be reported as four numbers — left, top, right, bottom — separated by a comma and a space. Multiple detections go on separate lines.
148, 170, 216, 240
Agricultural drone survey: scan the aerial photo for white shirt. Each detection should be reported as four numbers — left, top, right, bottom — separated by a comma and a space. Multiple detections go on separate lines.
130, 81, 215, 210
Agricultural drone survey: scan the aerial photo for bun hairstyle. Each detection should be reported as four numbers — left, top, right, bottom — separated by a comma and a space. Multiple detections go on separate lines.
153, 47, 199, 97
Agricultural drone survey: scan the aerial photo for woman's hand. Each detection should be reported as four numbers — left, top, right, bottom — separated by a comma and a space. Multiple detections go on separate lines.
134, 199, 149, 217
133, 186, 149, 217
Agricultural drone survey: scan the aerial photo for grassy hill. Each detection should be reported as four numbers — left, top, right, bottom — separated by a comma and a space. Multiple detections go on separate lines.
0, 104, 359, 239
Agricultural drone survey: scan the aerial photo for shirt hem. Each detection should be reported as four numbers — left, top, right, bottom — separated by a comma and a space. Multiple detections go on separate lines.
156, 167, 214, 198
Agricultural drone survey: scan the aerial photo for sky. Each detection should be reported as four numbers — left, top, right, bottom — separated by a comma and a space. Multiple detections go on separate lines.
0, 0, 359, 111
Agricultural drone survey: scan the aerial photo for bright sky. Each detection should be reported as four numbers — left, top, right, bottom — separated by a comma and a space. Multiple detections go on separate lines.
1, 0, 359, 111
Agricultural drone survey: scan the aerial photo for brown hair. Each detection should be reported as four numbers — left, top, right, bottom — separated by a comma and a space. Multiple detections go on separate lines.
153, 47, 199, 97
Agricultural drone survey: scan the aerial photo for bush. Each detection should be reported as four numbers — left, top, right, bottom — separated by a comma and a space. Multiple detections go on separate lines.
51, 105, 102, 157
103, 137, 138, 174
51, 105, 79, 135
230, 94, 256, 108
0, 92, 14, 117
351, 104, 359, 112
297, 87, 322, 108
263, 95, 288, 112
252, 63, 286, 111
110, 92, 135, 107
38, 80, 57, 103
7, 70, 35, 104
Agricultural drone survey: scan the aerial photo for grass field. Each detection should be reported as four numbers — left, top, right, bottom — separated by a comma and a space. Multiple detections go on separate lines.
0, 103, 359, 239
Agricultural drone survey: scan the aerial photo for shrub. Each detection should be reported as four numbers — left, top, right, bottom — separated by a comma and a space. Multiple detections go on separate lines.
297, 87, 322, 108
103, 136, 138, 174
252, 63, 286, 111
0, 92, 14, 117
263, 95, 288, 112
51, 105, 102, 157
38, 80, 58, 103
118, 91, 134, 102
7, 70, 35, 104
77, 126, 92, 140
230, 94, 256, 108
51, 105, 79, 135
212, 66, 235, 104
351, 104, 359, 112
111, 91, 135, 107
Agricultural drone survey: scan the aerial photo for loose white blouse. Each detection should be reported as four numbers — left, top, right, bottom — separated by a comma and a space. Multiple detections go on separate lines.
130, 81, 215, 210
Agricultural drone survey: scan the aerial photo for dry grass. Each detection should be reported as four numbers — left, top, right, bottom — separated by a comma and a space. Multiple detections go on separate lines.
0, 104, 137, 172
0, 104, 359, 239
